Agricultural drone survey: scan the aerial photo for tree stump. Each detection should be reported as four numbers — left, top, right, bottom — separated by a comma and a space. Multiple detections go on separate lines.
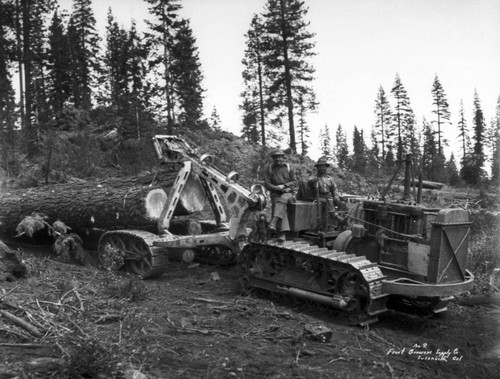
0, 241, 27, 281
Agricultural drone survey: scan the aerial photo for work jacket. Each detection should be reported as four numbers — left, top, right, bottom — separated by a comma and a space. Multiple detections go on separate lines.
264, 163, 296, 194
308, 175, 338, 201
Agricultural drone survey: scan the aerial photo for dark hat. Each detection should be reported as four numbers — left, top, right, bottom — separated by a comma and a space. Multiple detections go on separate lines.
270, 148, 285, 157
315, 157, 330, 167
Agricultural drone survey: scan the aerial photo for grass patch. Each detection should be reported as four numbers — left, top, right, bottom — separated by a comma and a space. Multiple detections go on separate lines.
467, 211, 500, 294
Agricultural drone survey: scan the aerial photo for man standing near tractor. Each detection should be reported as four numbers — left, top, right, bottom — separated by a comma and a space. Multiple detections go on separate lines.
264, 149, 296, 242
308, 157, 343, 231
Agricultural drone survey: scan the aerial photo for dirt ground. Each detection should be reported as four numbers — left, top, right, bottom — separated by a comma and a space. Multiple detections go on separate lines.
0, 245, 499, 379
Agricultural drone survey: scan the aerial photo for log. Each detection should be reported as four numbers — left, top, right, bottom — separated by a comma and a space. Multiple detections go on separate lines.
412, 180, 444, 190
0, 309, 42, 338
0, 170, 207, 237
421, 180, 444, 190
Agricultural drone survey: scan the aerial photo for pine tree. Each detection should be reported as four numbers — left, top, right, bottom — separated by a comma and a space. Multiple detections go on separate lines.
373, 86, 392, 160
47, 10, 72, 115
102, 9, 137, 138
296, 93, 311, 155
391, 74, 415, 162
29, 0, 54, 129
170, 19, 204, 128
352, 126, 367, 174
335, 124, 349, 170
421, 118, 438, 180
445, 153, 461, 186
385, 146, 395, 171
241, 14, 267, 146
240, 96, 259, 142
422, 118, 446, 183
144, 0, 182, 130
490, 95, 500, 185
21, 0, 35, 156
67, 0, 101, 109
367, 125, 381, 172
472, 91, 486, 159
209, 106, 221, 130
319, 124, 332, 160
431, 75, 451, 155
103, 9, 129, 108
470, 90, 486, 183
261, 0, 317, 153
460, 91, 487, 186
0, 0, 17, 172
456, 99, 470, 159
127, 21, 151, 139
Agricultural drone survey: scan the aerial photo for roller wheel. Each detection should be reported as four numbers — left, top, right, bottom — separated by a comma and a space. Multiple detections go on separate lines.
98, 234, 127, 271
98, 232, 161, 278
337, 271, 370, 313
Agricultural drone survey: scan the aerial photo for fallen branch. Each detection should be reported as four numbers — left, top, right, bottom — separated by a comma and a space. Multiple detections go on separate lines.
24, 357, 65, 373
0, 297, 21, 310
327, 357, 347, 363
0, 343, 48, 348
182, 327, 232, 337
94, 313, 123, 324
161, 347, 181, 357
0, 325, 32, 340
0, 284, 20, 300
66, 317, 87, 337
0, 309, 42, 338
60, 287, 85, 311
191, 297, 227, 304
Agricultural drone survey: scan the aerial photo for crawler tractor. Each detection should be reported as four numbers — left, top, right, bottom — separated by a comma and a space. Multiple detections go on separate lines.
98, 136, 473, 325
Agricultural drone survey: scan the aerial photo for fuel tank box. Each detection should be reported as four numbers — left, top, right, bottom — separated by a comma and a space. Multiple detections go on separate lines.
288, 201, 319, 231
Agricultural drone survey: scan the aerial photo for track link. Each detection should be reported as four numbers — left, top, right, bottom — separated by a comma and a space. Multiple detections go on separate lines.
239, 239, 389, 325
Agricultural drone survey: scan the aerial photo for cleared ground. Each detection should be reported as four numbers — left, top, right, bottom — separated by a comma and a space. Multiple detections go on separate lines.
0, 247, 499, 379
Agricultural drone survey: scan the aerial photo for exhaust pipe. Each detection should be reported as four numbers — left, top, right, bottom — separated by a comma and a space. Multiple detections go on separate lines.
277, 286, 348, 309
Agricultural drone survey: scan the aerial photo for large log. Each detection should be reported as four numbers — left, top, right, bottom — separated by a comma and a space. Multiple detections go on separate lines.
401, 179, 444, 190
0, 170, 207, 236
420, 180, 444, 190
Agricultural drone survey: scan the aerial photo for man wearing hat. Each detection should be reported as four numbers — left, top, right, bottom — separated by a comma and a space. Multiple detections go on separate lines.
264, 149, 296, 242
308, 157, 340, 231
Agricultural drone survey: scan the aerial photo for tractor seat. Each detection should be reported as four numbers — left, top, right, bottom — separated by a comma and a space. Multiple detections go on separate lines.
296, 180, 316, 202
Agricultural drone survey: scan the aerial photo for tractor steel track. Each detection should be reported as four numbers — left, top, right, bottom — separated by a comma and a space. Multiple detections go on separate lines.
239, 239, 389, 325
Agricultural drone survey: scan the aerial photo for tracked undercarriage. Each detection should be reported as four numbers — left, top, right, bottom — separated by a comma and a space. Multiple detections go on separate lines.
98, 230, 170, 279
239, 239, 389, 325
98, 227, 238, 278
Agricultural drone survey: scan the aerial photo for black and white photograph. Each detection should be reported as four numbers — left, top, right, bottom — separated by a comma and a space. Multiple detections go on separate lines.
0, 0, 499, 378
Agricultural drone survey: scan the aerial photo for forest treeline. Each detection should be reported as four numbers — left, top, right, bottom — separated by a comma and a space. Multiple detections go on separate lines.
314, 81, 500, 187
0, 0, 212, 184
239, 2, 500, 187
0, 0, 498, 189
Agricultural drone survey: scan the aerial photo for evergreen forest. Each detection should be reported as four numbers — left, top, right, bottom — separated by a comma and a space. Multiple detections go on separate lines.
0, 0, 499, 189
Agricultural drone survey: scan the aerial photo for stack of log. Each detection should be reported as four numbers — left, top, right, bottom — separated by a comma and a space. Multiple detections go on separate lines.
0, 170, 207, 238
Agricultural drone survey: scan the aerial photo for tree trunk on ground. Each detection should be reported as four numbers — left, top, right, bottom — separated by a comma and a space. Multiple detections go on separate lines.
0, 170, 207, 237
405, 179, 444, 190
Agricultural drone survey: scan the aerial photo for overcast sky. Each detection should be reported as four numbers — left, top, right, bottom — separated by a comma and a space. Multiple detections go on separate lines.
59, 0, 500, 159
